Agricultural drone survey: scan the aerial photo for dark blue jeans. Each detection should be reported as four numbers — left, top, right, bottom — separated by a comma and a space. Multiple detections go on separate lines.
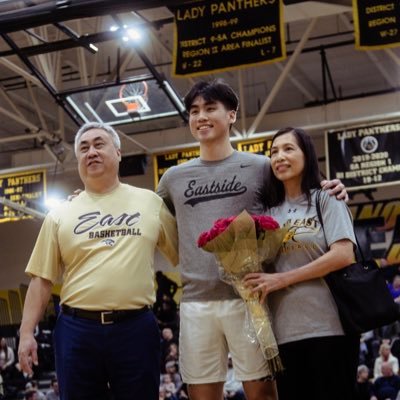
53, 309, 160, 400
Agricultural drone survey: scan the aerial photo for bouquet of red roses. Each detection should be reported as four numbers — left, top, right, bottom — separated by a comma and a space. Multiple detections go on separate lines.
197, 210, 288, 374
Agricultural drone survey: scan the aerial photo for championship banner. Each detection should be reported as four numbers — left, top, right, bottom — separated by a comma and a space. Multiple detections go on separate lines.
171, 0, 286, 77
352, 0, 400, 50
326, 121, 400, 191
154, 147, 200, 187
0, 169, 46, 223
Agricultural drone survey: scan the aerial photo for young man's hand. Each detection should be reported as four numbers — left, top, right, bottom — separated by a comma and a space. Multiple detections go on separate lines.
67, 189, 83, 201
320, 179, 348, 202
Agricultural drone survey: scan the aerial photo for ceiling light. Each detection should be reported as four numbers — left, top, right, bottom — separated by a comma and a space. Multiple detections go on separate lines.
126, 28, 141, 41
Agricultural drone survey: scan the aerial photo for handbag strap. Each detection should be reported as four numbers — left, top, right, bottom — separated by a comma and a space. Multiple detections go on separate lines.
315, 189, 365, 263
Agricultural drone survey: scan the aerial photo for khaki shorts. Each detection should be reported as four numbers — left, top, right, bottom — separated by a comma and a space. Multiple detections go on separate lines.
179, 299, 271, 384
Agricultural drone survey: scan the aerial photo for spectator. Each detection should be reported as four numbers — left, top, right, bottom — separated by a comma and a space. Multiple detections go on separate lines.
360, 331, 380, 369
371, 362, 400, 400
161, 373, 177, 395
25, 389, 38, 400
374, 343, 399, 381
165, 343, 179, 364
0, 373, 4, 397
354, 365, 372, 400
224, 355, 245, 400
160, 328, 178, 370
25, 380, 45, 400
45, 378, 59, 400
159, 386, 178, 400
165, 361, 182, 389
0, 337, 15, 375
388, 275, 400, 302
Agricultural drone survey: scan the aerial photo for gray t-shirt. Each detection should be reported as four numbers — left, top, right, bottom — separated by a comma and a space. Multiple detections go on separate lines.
157, 151, 271, 302
268, 189, 356, 344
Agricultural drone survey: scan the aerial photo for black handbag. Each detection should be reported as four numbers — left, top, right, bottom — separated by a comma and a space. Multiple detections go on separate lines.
316, 190, 400, 335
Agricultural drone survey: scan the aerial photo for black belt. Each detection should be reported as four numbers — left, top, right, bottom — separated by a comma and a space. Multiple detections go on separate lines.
61, 304, 150, 325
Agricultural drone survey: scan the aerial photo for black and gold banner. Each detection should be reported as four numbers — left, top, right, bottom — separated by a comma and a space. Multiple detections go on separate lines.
236, 137, 273, 156
0, 169, 46, 223
171, 0, 286, 77
326, 121, 400, 191
349, 198, 400, 266
353, 0, 400, 49
153, 147, 200, 187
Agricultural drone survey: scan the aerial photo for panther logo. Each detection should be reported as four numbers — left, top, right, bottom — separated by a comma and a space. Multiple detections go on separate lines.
101, 239, 115, 247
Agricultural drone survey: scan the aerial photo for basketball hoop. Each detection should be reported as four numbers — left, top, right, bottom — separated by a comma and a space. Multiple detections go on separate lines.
119, 81, 149, 114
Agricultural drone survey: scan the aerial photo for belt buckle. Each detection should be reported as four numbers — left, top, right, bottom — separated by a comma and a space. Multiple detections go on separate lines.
101, 311, 114, 325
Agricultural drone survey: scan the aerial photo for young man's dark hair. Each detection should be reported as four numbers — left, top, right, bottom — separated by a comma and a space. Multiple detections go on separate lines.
184, 79, 239, 112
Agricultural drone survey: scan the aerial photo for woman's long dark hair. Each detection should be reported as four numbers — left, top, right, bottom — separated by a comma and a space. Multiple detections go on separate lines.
266, 127, 322, 209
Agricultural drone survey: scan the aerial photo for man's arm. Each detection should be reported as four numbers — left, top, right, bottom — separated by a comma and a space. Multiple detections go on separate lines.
157, 202, 179, 267
18, 276, 53, 375
320, 179, 348, 201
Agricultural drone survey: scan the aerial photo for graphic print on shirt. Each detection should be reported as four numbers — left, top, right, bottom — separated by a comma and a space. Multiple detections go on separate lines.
183, 175, 247, 206
281, 216, 320, 253
73, 211, 142, 240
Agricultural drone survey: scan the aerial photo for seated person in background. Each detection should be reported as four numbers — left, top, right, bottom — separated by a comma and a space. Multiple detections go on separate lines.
25, 380, 45, 400
388, 275, 400, 303
161, 373, 177, 396
165, 360, 182, 389
159, 386, 178, 400
45, 378, 60, 400
224, 355, 245, 400
371, 362, 400, 400
0, 373, 4, 397
354, 365, 372, 400
25, 389, 39, 400
374, 343, 399, 381
0, 337, 15, 376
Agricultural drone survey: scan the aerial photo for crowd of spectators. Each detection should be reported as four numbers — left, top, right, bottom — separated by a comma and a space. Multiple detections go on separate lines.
354, 272, 400, 400
0, 331, 58, 400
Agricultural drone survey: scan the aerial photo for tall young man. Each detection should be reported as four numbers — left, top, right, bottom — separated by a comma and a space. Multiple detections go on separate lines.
157, 80, 346, 400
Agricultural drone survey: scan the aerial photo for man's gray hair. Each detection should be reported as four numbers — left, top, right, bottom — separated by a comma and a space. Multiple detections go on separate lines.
74, 122, 121, 155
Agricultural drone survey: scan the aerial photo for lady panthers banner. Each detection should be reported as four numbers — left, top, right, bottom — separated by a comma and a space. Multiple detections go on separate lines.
171, 0, 286, 77
326, 121, 400, 191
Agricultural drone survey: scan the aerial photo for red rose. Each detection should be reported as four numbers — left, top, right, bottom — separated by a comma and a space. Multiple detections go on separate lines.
255, 216, 279, 231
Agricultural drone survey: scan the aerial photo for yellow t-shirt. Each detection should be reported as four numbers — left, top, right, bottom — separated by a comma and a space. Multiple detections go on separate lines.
26, 183, 178, 310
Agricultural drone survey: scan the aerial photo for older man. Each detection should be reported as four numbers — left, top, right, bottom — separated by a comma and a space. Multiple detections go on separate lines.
18, 122, 178, 400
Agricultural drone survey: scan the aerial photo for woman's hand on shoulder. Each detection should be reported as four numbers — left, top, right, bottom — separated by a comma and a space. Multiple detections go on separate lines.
67, 189, 83, 201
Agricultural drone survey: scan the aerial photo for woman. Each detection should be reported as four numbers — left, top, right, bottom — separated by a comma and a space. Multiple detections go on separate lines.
244, 127, 359, 400
373, 342, 399, 381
